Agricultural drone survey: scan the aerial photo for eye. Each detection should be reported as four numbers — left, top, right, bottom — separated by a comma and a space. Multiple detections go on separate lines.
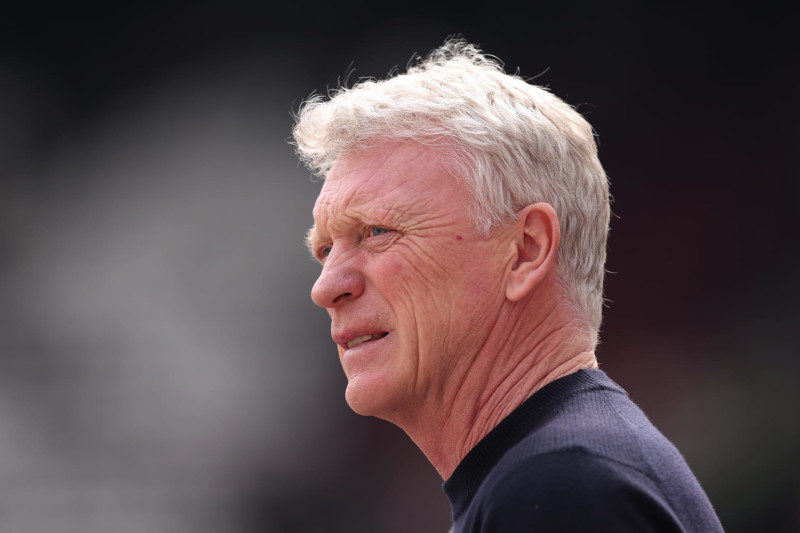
318, 245, 332, 261
369, 227, 390, 237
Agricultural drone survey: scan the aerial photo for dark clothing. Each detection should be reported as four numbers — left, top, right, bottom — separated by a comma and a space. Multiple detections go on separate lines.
443, 369, 724, 532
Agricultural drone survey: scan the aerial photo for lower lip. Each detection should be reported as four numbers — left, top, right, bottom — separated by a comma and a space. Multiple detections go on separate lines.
344, 334, 389, 354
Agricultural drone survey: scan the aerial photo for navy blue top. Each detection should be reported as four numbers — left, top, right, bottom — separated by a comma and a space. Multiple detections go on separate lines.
443, 369, 724, 532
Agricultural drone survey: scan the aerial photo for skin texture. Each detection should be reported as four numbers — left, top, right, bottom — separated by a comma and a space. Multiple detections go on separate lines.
308, 141, 597, 478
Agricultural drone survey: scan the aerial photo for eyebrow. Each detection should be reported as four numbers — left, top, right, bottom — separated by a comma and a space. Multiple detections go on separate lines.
305, 225, 320, 255
305, 201, 404, 258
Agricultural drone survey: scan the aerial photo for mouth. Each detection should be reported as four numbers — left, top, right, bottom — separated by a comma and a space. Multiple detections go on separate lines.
345, 332, 389, 350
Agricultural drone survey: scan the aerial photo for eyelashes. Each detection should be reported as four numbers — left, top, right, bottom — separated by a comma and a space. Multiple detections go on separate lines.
317, 226, 396, 263
369, 226, 390, 237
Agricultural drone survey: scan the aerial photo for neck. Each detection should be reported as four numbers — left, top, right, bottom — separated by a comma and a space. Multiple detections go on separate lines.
391, 297, 597, 480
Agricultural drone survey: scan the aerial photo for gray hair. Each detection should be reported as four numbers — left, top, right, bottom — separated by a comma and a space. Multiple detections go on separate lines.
292, 39, 610, 340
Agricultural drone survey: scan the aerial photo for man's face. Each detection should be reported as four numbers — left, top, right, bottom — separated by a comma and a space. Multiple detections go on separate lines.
308, 142, 510, 421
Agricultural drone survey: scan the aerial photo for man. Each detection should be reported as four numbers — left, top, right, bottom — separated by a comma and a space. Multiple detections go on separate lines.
293, 40, 724, 532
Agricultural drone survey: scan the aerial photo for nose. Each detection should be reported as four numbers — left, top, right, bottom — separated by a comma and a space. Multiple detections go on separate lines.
310, 250, 365, 309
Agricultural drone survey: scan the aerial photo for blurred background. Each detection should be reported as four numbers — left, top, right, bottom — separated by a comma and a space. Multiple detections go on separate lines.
1, 3, 797, 532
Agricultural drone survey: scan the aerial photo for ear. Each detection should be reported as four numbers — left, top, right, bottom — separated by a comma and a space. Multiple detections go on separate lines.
506, 203, 560, 302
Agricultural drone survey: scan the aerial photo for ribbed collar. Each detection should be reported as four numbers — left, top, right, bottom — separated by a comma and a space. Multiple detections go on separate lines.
442, 369, 624, 519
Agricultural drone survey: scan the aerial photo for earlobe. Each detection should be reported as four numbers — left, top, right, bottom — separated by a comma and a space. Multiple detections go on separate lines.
506, 203, 560, 302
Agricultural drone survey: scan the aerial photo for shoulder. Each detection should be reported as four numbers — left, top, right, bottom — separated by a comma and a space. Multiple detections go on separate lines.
468, 448, 683, 532
450, 372, 723, 532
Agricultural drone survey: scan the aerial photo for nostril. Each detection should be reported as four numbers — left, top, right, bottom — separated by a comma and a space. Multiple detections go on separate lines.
333, 292, 352, 304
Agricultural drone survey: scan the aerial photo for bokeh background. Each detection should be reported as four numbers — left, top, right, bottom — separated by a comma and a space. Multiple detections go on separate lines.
1, 3, 798, 532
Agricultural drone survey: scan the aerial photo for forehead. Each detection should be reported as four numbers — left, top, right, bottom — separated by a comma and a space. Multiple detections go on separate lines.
312, 142, 461, 224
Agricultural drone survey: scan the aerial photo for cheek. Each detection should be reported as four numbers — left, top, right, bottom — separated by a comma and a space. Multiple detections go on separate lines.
370, 264, 447, 343
369, 240, 500, 328
371, 245, 449, 300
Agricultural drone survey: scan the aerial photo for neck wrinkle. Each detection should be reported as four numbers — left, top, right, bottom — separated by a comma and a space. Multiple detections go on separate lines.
413, 298, 596, 480
456, 317, 595, 476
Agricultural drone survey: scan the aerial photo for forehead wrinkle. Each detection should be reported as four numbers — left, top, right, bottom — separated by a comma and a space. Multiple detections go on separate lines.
338, 170, 442, 227
310, 142, 461, 241
329, 142, 438, 198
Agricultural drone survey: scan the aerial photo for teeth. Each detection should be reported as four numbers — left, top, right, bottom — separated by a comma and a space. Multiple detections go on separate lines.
347, 333, 386, 349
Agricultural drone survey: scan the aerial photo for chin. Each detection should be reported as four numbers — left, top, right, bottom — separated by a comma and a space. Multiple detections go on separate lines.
344, 373, 404, 419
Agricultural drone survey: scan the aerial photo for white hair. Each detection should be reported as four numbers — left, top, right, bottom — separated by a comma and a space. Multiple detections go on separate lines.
292, 39, 610, 341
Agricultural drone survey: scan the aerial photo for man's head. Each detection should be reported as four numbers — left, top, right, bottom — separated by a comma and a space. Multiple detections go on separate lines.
295, 40, 610, 336
307, 141, 519, 419
295, 40, 610, 421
